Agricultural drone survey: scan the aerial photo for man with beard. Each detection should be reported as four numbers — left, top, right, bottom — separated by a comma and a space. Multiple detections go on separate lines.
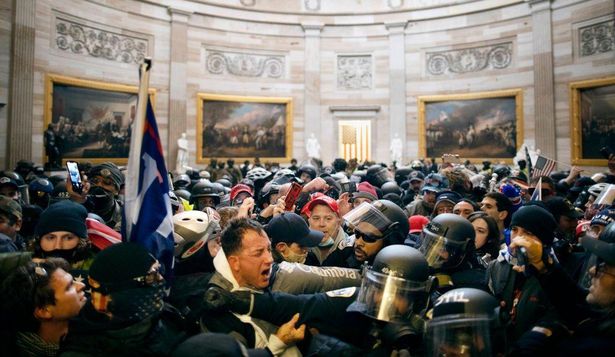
322, 200, 409, 270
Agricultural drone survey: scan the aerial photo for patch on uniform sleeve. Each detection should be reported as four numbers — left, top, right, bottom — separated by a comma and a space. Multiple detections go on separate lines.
326, 287, 356, 298
338, 236, 355, 249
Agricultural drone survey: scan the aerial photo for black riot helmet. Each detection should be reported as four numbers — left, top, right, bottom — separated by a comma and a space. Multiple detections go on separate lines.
174, 189, 191, 202
394, 167, 413, 186
381, 181, 402, 196
419, 213, 475, 271
426, 288, 503, 357
191, 180, 221, 209
173, 174, 191, 189
366, 164, 392, 188
215, 178, 233, 189
344, 200, 409, 244
347, 245, 433, 322
296, 164, 317, 182
258, 181, 281, 209
28, 178, 53, 209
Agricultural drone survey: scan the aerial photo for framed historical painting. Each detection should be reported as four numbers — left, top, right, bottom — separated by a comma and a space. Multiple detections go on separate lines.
197, 93, 293, 163
44, 74, 156, 165
418, 89, 523, 163
570, 76, 615, 166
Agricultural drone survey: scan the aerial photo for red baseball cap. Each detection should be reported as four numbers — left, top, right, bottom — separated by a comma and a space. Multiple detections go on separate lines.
230, 184, 254, 202
352, 182, 378, 201
408, 215, 430, 234
301, 192, 340, 217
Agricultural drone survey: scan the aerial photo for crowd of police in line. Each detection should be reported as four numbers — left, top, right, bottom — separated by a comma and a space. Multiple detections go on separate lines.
0, 154, 614, 356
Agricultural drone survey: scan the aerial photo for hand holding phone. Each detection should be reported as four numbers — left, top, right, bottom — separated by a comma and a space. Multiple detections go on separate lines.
66, 161, 83, 194
284, 182, 303, 211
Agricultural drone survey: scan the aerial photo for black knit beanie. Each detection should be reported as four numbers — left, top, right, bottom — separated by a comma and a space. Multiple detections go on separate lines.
35, 200, 88, 238
510, 205, 557, 245
89, 162, 124, 191
89, 242, 155, 289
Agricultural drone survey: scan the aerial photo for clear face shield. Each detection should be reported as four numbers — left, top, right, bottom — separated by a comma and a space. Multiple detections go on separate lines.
419, 228, 468, 269
343, 202, 394, 239
592, 184, 615, 211
349, 269, 430, 323
426, 314, 494, 357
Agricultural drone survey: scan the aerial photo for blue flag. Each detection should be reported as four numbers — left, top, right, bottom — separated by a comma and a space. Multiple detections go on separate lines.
122, 98, 174, 278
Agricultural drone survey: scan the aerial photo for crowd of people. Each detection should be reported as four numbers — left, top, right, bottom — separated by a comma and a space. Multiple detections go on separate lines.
0, 153, 614, 356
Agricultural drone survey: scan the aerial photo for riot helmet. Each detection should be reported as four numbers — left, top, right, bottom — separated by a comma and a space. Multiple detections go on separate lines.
296, 164, 317, 183
28, 178, 53, 209
394, 167, 413, 186
173, 174, 191, 189
426, 288, 503, 357
381, 181, 402, 196
366, 164, 392, 188
419, 213, 475, 271
174, 188, 191, 202
173, 210, 221, 259
347, 245, 433, 322
273, 168, 295, 183
344, 200, 409, 244
191, 180, 221, 210
258, 181, 281, 209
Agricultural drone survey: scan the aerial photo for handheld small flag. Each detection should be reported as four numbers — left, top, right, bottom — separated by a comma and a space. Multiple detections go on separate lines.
532, 155, 556, 179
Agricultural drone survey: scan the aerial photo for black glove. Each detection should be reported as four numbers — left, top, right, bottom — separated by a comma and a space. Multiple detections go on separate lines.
203, 286, 253, 315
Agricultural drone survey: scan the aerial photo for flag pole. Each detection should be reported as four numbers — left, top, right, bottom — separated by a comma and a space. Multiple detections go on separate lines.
124, 58, 152, 240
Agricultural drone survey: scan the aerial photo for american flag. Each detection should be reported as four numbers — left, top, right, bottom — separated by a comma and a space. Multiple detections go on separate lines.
122, 62, 174, 279
529, 177, 542, 202
532, 155, 556, 179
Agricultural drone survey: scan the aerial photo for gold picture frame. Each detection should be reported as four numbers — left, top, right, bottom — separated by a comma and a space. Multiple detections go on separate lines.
570, 76, 615, 166
418, 89, 524, 164
197, 93, 293, 164
44, 74, 156, 165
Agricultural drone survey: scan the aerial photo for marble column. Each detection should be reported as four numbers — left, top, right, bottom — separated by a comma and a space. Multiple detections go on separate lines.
528, 0, 556, 159
302, 23, 323, 161
7, 0, 35, 168
167, 7, 192, 172
386, 21, 408, 165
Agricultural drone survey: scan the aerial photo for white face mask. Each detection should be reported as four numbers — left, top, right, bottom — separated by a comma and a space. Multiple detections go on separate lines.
284, 249, 308, 264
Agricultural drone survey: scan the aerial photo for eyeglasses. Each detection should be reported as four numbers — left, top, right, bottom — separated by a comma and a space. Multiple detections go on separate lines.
590, 262, 615, 279
355, 229, 381, 244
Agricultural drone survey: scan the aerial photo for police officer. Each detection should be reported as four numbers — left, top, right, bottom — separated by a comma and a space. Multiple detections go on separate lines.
426, 288, 505, 356
323, 199, 409, 269
28, 178, 54, 209
190, 180, 221, 210
418, 213, 487, 294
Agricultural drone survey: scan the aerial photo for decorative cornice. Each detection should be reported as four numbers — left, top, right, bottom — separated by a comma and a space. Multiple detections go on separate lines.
54, 15, 149, 65
205, 48, 285, 78
329, 105, 381, 112
426, 42, 512, 76
168, 7, 193, 22
385, 21, 407, 33
579, 19, 614, 57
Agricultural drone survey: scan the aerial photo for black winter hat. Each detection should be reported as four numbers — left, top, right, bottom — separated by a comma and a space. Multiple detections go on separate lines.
89, 242, 155, 289
510, 205, 557, 245
35, 200, 88, 238
89, 162, 124, 191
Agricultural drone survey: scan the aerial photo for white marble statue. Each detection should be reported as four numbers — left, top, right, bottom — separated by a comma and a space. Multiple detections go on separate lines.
176, 133, 189, 174
390, 133, 403, 164
306, 133, 321, 159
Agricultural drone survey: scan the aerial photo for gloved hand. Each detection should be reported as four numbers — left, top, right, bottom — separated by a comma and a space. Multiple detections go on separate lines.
509, 235, 548, 274
203, 286, 253, 315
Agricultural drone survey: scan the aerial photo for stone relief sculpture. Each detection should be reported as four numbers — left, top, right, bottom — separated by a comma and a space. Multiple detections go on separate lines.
426, 42, 512, 75
55, 17, 148, 64
337, 55, 372, 90
306, 133, 321, 159
579, 20, 614, 57
206, 50, 285, 78
176, 133, 189, 174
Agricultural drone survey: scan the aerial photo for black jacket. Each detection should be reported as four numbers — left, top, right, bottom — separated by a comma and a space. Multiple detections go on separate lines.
59, 304, 188, 357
